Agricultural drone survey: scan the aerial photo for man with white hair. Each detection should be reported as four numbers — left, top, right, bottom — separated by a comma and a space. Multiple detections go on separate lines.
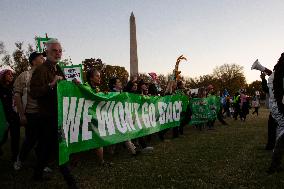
30, 39, 78, 188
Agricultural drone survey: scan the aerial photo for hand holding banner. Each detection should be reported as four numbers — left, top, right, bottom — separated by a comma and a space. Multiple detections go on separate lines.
57, 81, 189, 165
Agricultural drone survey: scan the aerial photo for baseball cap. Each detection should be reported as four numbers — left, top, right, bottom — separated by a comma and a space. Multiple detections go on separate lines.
29, 51, 43, 64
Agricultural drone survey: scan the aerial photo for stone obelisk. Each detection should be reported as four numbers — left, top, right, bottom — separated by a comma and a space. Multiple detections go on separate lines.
130, 12, 138, 77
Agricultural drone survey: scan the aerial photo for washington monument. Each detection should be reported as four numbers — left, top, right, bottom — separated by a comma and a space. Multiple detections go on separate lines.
130, 12, 138, 77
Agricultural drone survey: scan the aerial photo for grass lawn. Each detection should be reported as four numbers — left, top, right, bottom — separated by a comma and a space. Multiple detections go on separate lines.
1, 108, 284, 189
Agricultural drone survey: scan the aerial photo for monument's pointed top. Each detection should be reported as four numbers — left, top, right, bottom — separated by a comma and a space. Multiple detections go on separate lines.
130, 12, 134, 17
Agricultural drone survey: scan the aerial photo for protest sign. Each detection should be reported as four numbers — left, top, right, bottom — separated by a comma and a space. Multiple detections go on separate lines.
57, 81, 188, 165
36, 37, 51, 52
189, 96, 221, 125
62, 65, 83, 83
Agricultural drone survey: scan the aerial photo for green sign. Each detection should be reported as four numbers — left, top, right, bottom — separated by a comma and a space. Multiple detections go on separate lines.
0, 100, 7, 141
36, 37, 51, 52
189, 96, 221, 125
58, 81, 189, 165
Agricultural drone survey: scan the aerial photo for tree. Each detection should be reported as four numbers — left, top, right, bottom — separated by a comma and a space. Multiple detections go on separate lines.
213, 63, 246, 95
0, 41, 6, 55
185, 75, 217, 90
1, 42, 34, 77
59, 57, 73, 67
246, 80, 265, 99
0, 41, 71, 77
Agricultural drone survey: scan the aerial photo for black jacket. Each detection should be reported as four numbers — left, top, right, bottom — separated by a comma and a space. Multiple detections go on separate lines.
0, 84, 17, 121
30, 60, 65, 118
273, 64, 284, 113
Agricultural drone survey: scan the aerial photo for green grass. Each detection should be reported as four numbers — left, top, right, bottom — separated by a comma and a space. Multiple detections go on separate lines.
1, 109, 284, 189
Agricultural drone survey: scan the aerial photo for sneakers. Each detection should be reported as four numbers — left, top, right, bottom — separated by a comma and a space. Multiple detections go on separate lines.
13, 159, 22, 171
43, 167, 53, 173
141, 146, 154, 153
13, 160, 51, 173
100, 161, 114, 167
266, 167, 283, 174
64, 175, 79, 189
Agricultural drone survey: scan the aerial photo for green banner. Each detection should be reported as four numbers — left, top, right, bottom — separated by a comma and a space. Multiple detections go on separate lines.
189, 96, 221, 125
58, 81, 189, 165
0, 99, 7, 141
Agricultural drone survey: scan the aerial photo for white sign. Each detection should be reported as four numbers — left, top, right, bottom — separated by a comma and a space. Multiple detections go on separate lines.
189, 88, 199, 95
63, 65, 83, 83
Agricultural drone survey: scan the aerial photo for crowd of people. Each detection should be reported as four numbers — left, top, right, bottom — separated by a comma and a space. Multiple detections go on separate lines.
0, 39, 283, 188
0, 39, 191, 188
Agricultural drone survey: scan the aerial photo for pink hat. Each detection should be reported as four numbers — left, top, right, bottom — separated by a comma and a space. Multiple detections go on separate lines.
148, 72, 158, 81
0, 69, 12, 80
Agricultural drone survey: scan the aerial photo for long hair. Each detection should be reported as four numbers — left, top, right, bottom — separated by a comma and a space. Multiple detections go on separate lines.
137, 79, 145, 94
124, 80, 137, 93
148, 83, 158, 96
0, 69, 12, 87
86, 69, 99, 85
108, 77, 119, 91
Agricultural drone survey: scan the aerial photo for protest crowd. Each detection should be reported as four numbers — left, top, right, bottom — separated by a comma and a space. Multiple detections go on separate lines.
0, 39, 283, 189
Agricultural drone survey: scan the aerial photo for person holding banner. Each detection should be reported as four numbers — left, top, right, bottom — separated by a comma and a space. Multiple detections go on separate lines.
108, 77, 138, 156
136, 79, 154, 152
195, 87, 206, 131
0, 69, 21, 170
85, 68, 110, 165
159, 79, 180, 138
177, 80, 191, 135
30, 39, 78, 188
86, 68, 101, 93
206, 85, 216, 130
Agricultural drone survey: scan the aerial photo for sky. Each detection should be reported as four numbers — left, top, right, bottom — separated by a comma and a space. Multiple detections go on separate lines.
0, 0, 284, 83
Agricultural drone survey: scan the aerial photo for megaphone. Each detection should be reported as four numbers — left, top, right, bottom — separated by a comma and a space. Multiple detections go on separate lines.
251, 59, 265, 72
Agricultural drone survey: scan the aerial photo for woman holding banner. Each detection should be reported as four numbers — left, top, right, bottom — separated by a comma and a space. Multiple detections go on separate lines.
206, 85, 216, 130
86, 68, 113, 166
108, 77, 138, 156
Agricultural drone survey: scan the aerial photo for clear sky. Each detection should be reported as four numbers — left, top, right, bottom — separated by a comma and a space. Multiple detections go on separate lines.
1, 0, 284, 83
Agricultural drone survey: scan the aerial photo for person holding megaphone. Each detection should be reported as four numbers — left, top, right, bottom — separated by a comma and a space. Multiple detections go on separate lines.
265, 53, 284, 174
251, 59, 273, 76
251, 59, 277, 150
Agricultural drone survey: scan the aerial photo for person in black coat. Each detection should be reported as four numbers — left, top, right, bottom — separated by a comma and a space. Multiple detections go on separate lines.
267, 53, 284, 174
0, 69, 21, 170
